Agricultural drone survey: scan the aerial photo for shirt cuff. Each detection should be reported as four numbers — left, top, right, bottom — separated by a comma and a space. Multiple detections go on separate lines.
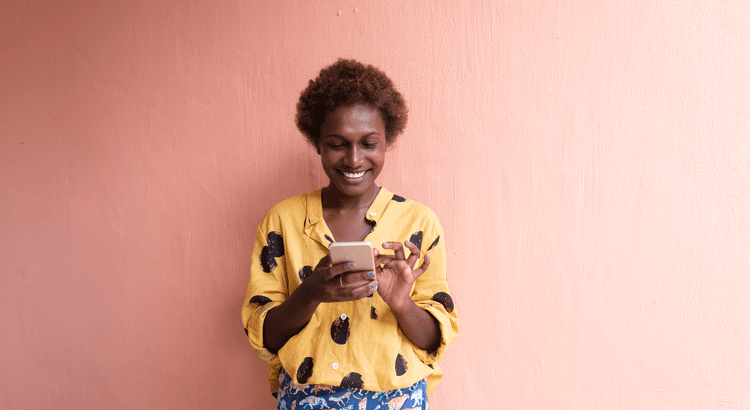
412, 301, 459, 364
245, 301, 282, 359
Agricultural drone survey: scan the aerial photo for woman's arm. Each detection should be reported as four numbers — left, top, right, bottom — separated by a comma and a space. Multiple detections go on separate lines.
263, 254, 377, 353
375, 242, 442, 352
390, 291, 441, 352
262, 281, 320, 354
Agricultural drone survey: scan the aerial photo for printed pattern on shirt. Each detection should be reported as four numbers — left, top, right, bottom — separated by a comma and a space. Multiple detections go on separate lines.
395, 354, 408, 376
330, 316, 351, 345
427, 236, 439, 251
299, 265, 313, 282
249, 295, 272, 306
261, 231, 284, 272
431, 292, 454, 313
297, 357, 314, 384
409, 231, 423, 251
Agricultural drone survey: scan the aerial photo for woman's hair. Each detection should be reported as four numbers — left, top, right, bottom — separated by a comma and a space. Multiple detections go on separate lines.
296, 59, 408, 147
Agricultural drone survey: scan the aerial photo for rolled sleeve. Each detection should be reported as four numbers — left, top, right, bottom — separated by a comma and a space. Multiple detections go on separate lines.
243, 300, 281, 356
242, 291, 284, 395
415, 300, 458, 363
410, 228, 459, 364
241, 213, 289, 360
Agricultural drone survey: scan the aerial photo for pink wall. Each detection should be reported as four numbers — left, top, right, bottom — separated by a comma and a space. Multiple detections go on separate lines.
2, 1, 749, 408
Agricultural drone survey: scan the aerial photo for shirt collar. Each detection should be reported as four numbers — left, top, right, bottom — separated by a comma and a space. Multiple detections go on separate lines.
305, 188, 325, 226
304, 189, 329, 247
364, 186, 392, 225
304, 187, 393, 246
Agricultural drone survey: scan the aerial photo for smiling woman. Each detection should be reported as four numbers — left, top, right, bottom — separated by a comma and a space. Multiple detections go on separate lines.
318, 103, 386, 210
241, 59, 459, 410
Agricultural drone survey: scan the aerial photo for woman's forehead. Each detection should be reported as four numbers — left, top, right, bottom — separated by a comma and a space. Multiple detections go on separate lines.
321, 103, 386, 136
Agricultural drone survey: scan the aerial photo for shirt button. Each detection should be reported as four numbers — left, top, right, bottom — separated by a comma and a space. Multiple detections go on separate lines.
369, 212, 376, 217
332, 362, 339, 370
340, 313, 347, 320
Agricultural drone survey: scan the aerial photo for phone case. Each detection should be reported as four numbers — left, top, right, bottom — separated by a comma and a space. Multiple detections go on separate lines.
329, 241, 375, 270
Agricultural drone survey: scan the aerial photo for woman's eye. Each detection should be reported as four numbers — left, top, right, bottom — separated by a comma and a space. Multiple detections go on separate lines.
328, 143, 346, 150
362, 142, 379, 149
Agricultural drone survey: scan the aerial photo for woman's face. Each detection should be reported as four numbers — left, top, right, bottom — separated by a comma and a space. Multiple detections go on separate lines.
318, 102, 386, 199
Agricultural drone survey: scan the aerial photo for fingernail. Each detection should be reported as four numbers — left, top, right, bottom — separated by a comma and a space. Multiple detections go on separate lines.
348, 263, 355, 268
372, 281, 378, 287
383, 242, 389, 246
368, 271, 375, 277
406, 240, 411, 245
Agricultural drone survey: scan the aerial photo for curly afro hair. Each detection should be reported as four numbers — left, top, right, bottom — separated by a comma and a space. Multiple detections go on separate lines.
296, 59, 408, 147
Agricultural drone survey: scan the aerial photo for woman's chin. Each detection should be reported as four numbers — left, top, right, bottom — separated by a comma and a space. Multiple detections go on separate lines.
327, 179, 377, 198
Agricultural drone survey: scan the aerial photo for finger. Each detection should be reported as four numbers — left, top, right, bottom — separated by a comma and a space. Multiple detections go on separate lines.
330, 260, 374, 278
404, 240, 421, 268
412, 253, 431, 278
359, 269, 377, 283
313, 254, 340, 281
341, 269, 376, 287
337, 278, 377, 301
352, 280, 378, 299
315, 259, 352, 282
383, 241, 406, 260
374, 253, 396, 266
372, 248, 383, 270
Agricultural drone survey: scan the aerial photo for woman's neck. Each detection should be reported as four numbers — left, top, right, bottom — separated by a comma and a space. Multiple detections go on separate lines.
321, 184, 380, 212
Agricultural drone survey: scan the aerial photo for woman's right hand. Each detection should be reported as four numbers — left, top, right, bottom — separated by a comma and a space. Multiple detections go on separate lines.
302, 254, 378, 303
263, 254, 376, 353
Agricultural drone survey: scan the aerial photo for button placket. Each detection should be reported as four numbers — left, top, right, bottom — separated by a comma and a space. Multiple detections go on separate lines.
331, 312, 347, 372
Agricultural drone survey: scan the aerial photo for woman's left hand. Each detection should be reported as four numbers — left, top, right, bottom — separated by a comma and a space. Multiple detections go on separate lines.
373, 241, 430, 311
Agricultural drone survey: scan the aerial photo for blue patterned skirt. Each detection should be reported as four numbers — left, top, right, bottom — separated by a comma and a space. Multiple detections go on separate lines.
276, 368, 427, 410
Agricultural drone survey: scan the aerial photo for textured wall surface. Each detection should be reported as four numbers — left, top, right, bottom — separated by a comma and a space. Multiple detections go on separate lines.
2, 1, 749, 409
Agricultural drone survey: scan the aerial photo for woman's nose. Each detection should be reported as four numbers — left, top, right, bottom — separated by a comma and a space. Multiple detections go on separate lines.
344, 145, 363, 166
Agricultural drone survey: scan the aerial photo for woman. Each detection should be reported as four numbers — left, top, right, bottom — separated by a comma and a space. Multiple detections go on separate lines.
242, 59, 458, 410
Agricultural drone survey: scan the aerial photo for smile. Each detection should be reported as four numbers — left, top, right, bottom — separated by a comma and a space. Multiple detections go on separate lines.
340, 170, 367, 179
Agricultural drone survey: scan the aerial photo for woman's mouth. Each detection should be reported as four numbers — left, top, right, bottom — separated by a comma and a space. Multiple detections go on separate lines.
340, 170, 367, 180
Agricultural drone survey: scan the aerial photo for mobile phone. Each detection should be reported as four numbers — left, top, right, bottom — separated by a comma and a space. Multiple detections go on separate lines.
329, 241, 375, 271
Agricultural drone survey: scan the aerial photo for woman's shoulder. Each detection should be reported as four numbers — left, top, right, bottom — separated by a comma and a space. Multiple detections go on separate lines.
261, 188, 321, 224
380, 188, 442, 228
381, 188, 433, 212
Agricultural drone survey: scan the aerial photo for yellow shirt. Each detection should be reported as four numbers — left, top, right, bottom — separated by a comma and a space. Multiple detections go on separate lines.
242, 187, 458, 396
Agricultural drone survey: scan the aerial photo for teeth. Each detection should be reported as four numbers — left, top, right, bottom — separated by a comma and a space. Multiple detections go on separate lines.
343, 171, 366, 179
